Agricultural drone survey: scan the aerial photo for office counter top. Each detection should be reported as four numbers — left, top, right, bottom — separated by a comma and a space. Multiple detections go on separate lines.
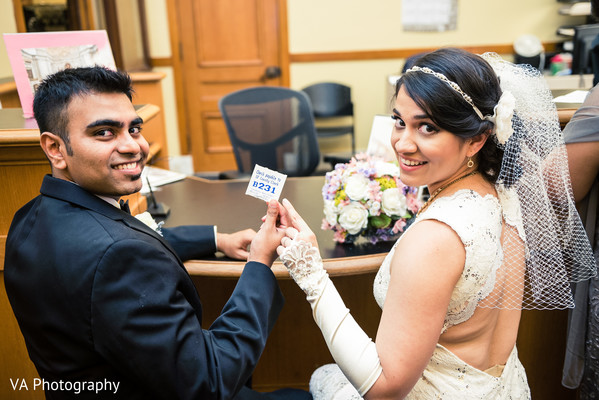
157, 175, 394, 277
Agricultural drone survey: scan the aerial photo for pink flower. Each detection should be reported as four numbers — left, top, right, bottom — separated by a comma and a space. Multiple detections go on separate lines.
392, 219, 407, 234
368, 181, 381, 202
407, 196, 422, 214
395, 177, 406, 192
333, 230, 347, 243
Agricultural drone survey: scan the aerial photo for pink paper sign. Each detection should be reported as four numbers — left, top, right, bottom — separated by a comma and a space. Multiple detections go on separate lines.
3, 30, 116, 118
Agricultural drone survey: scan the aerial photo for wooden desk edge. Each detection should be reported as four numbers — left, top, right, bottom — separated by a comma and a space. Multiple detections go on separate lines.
184, 252, 387, 278
0, 104, 160, 144
1, 246, 387, 275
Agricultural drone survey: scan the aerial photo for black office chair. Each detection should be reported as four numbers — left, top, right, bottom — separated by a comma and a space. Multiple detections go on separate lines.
218, 86, 321, 178
302, 82, 355, 155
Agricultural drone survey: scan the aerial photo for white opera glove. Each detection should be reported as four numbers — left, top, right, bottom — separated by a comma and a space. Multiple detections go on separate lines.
280, 240, 383, 396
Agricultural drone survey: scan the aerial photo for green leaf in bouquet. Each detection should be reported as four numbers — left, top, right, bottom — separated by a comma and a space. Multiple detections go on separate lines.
370, 214, 392, 229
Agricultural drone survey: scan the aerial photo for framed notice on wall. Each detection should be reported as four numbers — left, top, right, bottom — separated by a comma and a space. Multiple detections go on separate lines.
401, 0, 458, 32
3, 30, 116, 118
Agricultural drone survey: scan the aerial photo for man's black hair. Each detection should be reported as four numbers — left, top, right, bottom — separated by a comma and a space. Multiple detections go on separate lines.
33, 66, 134, 153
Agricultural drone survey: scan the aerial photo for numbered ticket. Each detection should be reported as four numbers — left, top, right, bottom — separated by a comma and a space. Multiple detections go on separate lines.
245, 164, 287, 202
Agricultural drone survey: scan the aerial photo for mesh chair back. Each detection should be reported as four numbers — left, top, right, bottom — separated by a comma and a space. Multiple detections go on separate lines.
219, 87, 321, 176
302, 82, 355, 154
302, 82, 353, 117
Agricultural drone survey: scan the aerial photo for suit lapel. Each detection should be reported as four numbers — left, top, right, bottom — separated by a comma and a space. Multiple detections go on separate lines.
40, 175, 182, 263
121, 214, 181, 261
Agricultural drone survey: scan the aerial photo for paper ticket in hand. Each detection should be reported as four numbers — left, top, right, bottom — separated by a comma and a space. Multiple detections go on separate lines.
246, 165, 287, 202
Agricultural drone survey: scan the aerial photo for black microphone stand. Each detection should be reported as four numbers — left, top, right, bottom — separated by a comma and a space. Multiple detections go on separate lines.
145, 176, 170, 219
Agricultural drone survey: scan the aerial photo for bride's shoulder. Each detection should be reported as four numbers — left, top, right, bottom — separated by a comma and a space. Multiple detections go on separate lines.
416, 189, 502, 245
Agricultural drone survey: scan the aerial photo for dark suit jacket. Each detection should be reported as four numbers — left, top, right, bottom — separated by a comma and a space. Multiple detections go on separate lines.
4, 175, 284, 400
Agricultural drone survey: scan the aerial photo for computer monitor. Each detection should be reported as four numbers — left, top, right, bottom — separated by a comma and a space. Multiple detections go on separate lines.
571, 24, 599, 74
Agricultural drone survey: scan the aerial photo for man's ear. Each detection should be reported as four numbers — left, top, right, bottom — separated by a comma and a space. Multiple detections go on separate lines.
40, 132, 68, 170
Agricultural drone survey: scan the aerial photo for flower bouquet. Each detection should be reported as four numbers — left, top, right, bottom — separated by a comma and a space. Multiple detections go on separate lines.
321, 154, 422, 244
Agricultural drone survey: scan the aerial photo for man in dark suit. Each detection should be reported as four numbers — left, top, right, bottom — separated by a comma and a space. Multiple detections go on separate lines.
4, 67, 311, 400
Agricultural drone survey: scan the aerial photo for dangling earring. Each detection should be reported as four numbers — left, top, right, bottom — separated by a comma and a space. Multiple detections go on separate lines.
467, 157, 474, 168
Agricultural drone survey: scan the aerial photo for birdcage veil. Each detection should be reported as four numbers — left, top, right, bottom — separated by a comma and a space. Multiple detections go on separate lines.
478, 52, 596, 310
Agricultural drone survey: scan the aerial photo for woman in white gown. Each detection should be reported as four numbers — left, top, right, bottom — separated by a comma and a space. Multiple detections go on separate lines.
272, 48, 597, 399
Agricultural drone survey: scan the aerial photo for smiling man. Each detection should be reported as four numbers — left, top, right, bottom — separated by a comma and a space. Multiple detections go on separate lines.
3, 67, 311, 400
42, 88, 148, 196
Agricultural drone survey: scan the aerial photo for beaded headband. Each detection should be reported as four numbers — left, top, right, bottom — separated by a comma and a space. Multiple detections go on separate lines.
404, 66, 488, 120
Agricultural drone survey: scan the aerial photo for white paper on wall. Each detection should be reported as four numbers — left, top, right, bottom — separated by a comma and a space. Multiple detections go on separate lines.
401, 0, 458, 32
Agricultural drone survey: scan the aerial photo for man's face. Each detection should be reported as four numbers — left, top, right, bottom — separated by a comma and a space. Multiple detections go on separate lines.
53, 92, 150, 198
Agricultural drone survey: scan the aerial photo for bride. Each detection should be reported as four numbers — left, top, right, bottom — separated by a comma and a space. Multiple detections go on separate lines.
270, 48, 596, 399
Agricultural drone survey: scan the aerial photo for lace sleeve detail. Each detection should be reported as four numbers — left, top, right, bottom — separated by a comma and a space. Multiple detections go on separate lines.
280, 240, 328, 297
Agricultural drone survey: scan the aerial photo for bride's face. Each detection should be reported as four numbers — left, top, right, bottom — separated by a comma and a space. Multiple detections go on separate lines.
391, 86, 473, 194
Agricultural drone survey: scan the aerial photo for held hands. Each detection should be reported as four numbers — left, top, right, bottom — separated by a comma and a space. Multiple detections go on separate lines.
217, 229, 256, 260
248, 200, 289, 266
247, 197, 326, 296
276, 198, 318, 255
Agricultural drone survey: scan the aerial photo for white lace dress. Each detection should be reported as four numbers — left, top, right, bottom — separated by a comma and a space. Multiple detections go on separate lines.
309, 189, 531, 399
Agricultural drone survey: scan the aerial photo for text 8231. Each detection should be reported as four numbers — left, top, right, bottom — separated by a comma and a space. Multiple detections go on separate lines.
252, 181, 276, 194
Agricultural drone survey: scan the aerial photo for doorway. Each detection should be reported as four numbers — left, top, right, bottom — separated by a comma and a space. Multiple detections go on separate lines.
172, 0, 289, 172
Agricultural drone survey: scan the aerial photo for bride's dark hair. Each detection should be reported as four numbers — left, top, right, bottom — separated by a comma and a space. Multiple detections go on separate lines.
395, 47, 504, 184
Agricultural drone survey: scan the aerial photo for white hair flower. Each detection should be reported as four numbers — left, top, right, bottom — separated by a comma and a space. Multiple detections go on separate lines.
491, 91, 516, 145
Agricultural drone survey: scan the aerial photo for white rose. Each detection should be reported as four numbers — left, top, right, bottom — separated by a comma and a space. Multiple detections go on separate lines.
344, 174, 370, 201
338, 203, 369, 234
381, 188, 407, 216
323, 200, 339, 226
374, 160, 399, 177
135, 211, 159, 231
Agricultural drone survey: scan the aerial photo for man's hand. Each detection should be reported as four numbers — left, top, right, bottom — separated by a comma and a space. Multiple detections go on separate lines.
217, 229, 256, 260
248, 200, 288, 266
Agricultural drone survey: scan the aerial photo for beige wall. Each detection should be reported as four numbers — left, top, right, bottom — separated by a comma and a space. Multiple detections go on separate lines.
0, 0, 18, 78
0, 0, 590, 156
288, 0, 582, 53
287, 0, 587, 151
